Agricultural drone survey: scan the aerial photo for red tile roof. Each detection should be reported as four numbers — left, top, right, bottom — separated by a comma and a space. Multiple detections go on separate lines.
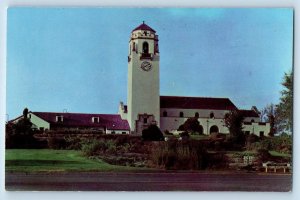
132, 22, 156, 33
160, 96, 237, 110
32, 112, 130, 130
239, 110, 260, 118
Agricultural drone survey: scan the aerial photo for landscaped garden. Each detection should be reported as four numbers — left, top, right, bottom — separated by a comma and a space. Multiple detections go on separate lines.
5, 131, 292, 173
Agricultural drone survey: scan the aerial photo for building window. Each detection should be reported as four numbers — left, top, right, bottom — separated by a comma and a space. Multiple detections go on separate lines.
163, 111, 167, 117
260, 131, 264, 137
210, 112, 214, 119
179, 112, 184, 117
92, 117, 99, 123
245, 131, 250, 135
56, 116, 63, 122
122, 132, 126, 135
29, 114, 31, 119
143, 42, 149, 54
144, 118, 147, 124
251, 119, 255, 123
195, 112, 199, 118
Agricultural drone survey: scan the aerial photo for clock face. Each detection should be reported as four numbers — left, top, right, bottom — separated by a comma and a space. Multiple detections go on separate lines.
141, 61, 152, 71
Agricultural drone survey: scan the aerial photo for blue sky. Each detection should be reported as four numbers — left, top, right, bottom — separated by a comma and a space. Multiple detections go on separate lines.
6, 8, 293, 119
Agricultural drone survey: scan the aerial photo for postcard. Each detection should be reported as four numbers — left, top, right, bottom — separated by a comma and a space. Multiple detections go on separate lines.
5, 7, 293, 191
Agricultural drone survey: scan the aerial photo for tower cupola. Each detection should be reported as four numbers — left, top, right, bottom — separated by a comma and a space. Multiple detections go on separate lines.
129, 22, 159, 61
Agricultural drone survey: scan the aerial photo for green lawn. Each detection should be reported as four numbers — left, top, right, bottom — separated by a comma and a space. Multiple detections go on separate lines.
5, 149, 149, 173
269, 151, 292, 158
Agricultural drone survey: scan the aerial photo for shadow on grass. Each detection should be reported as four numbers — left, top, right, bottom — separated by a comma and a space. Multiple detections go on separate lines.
6, 160, 84, 166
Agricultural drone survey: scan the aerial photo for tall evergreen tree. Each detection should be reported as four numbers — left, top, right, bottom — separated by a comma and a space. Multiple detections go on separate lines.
224, 110, 245, 144
277, 72, 293, 133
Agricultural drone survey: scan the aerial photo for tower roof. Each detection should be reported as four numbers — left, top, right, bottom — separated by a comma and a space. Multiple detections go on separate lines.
132, 22, 156, 33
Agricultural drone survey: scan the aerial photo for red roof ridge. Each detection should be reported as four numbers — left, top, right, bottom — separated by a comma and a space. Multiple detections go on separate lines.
32, 111, 120, 116
160, 95, 231, 100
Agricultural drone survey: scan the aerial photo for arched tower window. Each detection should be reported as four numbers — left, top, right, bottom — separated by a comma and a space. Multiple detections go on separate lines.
163, 111, 167, 117
210, 125, 219, 134
143, 42, 149, 54
179, 112, 184, 118
132, 42, 136, 51
195, 112, 199, 118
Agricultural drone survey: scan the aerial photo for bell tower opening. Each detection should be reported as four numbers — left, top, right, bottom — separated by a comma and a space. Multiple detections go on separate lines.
143, 42, 149, 54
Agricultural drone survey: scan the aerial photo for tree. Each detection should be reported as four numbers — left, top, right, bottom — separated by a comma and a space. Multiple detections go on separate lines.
6, 108, 36, 148
178, 117, 203, 134
224, 110, 245, 144
277, 71, 293, 133
142, 125, 164, 141
260, 104, 278, 136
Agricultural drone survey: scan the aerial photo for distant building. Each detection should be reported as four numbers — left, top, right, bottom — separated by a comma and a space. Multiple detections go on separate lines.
10, 22, 270, 137
11, 112, 130, 135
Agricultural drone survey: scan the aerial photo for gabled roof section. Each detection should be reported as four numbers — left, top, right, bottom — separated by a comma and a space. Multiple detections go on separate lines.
132, 22, 156, 33
239, 110, 260, 118
160, 96, 237, 110
32, 112, 130, 130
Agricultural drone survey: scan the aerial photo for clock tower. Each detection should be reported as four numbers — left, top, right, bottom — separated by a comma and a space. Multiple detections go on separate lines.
127, 22, 160, 134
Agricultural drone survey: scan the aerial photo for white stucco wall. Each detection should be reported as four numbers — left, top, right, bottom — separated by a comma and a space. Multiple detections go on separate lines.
243, 122, 271, 137
29, 113, 50, 130
160, 108, 230, 119
244, 117, 260, 123
160, 108, 270, 136
160, 108, 230, 134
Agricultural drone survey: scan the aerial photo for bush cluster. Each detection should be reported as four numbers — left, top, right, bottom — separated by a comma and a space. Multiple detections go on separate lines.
81, 139, 117, 157
142, 125, 164, 141
150, 139, 209, 170
246, 135, 292, 154
6, 120, 39, 149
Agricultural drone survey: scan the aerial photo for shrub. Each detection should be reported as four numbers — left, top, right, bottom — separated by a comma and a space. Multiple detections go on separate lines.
65, 136, 83, 150
106, 139, 117, 154
246, 134, 259, 144
256, 149, 271, 163
47, 137, 66, 149
81, 139, 104, 157
246, 135, 292, 154
6, 119, 38, 149
142, 125, 164, 141
81, 139, 118, 157
178, 117, 202, 134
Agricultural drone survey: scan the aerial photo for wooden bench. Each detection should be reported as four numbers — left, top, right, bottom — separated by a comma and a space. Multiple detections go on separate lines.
262, 162, 291, 173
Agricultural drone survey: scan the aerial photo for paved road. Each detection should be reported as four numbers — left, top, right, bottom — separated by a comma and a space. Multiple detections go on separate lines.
5, 172, 292, 191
